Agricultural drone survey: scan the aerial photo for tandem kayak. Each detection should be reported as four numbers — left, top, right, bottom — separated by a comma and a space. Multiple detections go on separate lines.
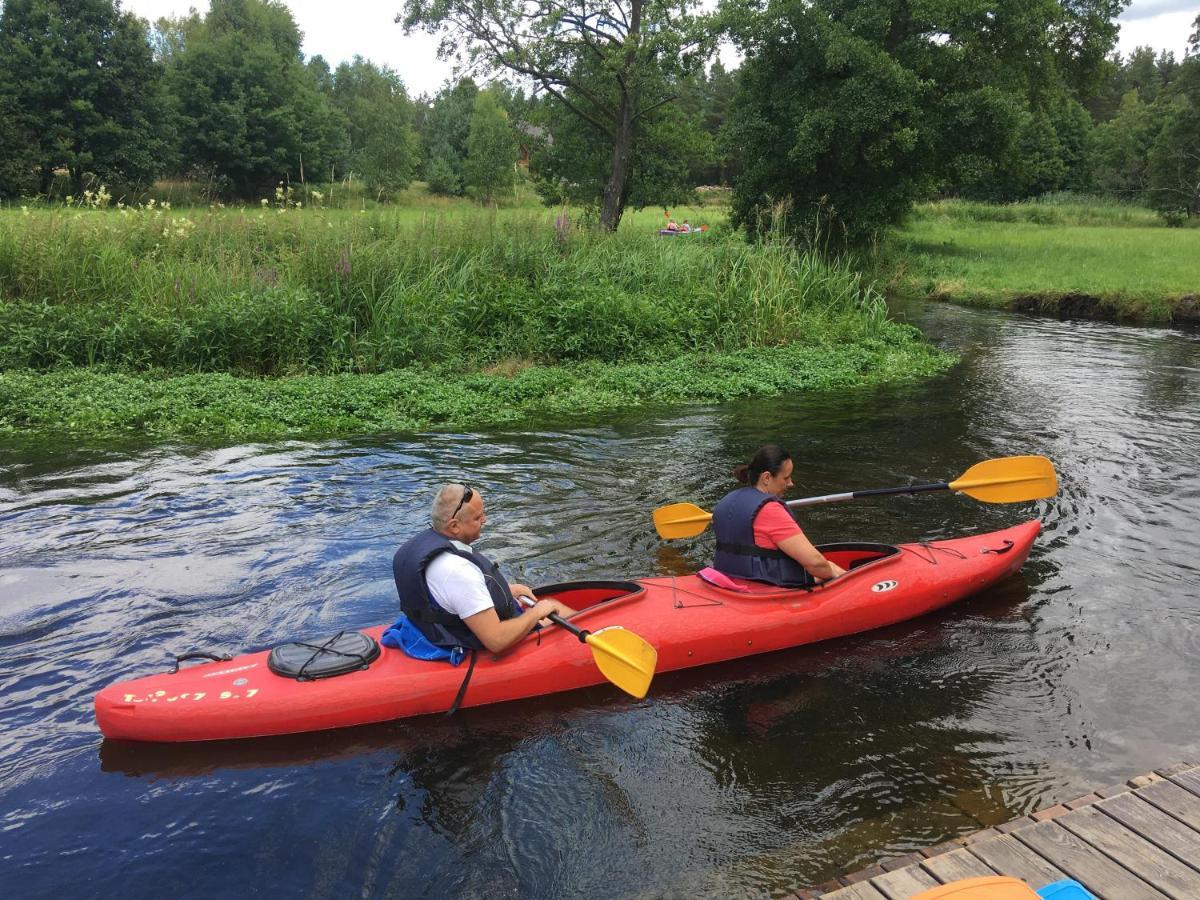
95, 520, 1040, 743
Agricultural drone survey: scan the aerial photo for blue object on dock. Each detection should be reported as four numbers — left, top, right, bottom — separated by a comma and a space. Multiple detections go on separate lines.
1036, 880, 1095, 900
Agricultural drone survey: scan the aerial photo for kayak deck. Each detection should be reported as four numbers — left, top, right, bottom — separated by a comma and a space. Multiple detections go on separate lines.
95, 520, 1040, 742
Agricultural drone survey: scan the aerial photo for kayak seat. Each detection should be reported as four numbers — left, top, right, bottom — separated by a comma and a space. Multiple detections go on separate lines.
268, 630, 381, 681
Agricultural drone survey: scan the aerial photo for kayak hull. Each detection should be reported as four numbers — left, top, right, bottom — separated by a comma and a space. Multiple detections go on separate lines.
95, 520, 1040, 742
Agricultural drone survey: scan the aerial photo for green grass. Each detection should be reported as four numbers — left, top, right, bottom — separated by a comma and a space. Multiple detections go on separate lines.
0, 205, 875, 374
890, 199, 1200, 321
0, 201, 951, 439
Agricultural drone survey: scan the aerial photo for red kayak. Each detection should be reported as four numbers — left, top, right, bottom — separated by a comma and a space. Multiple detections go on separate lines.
95, 520, 1039, 742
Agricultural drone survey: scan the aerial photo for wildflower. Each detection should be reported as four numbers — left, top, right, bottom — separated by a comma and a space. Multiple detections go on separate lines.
147, 199, 156, 209
20, 206, 29, 215
261, 198, 269, 207
162, 202, 171, 211
311, 190, 323, 202
65, 195, 74, 205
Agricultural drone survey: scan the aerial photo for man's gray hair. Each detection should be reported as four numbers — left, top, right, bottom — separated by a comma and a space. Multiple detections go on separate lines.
431, 483, 469, 532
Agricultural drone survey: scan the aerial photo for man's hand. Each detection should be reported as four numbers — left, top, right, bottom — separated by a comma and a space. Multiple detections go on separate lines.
509, 582, 535, 600
529, 598, 573, 624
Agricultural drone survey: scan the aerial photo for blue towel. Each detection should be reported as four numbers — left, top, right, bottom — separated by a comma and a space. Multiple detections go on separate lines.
381, 615, 465, 666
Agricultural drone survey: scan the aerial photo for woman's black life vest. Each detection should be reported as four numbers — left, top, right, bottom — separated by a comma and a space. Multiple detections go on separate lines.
392, 528, 521, 651
711, 487, 816, 587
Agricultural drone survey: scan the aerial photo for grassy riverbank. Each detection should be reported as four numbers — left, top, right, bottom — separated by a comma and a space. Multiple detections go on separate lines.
888, 198, 1200, 323
0, 204, 951, 439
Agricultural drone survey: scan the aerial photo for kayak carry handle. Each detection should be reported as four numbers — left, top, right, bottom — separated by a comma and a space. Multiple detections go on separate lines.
981, 540, 1016, 555
170, 651, 234, 674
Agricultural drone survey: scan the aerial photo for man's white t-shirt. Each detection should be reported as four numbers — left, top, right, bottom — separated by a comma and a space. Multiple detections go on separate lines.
425, 540, 498, 620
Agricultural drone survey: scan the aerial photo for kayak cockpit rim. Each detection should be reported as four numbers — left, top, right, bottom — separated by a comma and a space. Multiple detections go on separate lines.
696, 542, 902, 597
530, 580, 646, 625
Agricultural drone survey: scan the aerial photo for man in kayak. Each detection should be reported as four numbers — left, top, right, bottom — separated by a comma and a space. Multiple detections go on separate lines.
711, 445, 846, 586
393, 484, 574, 655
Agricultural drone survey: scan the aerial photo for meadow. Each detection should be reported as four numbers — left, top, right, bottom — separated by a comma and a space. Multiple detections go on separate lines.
890, 197, 1200, 322
0, 198, 952, 438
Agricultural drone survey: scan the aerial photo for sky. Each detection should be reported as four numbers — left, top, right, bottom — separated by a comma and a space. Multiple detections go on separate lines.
123, 0, 1197, 98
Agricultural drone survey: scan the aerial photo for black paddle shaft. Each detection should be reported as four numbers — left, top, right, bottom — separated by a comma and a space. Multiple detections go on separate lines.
517, 595, 591, 643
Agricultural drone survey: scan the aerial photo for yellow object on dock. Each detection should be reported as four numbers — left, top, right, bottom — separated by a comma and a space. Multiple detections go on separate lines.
912, 876, 1040, 899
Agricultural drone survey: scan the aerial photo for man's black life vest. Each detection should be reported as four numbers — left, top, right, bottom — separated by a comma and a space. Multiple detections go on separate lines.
711, 487, 815, 587
392, 528, 521, 651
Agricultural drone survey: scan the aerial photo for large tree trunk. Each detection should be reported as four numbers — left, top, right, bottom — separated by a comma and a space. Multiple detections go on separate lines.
600, 96, 635, 231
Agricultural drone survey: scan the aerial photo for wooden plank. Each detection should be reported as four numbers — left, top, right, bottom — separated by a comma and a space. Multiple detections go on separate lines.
1099, 793, 1200, 872
1057, 803, 1200, 896
870, 865, 940, 899
822, 881, 890, 900
1013, 820, 1170, 899
967, 834, 1069, 888
1139, 780, 1200, 831
1169, 768, 1200, 799
921, 848, 998, 883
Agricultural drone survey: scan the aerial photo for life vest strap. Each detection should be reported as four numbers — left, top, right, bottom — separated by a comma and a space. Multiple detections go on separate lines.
714, 540, 791, 560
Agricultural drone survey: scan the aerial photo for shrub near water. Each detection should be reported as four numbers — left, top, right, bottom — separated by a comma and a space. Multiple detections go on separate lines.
0, 207, 892, 374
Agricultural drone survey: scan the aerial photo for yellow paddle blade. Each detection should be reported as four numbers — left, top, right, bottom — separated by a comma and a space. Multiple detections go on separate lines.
585, 626, 657, 699
949, 455, 1058, 503
652, 502, 713, 540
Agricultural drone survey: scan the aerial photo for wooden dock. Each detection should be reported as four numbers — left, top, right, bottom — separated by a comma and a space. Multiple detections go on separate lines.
804, 762, 1200, 899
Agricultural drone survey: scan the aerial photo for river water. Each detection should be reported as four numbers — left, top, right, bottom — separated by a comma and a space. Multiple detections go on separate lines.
2, 303, 1198, 898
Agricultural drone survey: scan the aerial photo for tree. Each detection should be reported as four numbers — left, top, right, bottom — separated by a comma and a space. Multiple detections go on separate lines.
0, 0, 171, 198
464, 89, 517, 203
330, 57, 420, 196
424, 143, 462, 195
1093, 90, 1162, 197
400, 0, 717, 229
701, 59, 739, 185
165, 0, 344, 198
1145, 56, 1200, 221
532, 70, 712, 209
724, 0, 1121, 244
1050, 0, 1129, 102
418, 78, 478, 194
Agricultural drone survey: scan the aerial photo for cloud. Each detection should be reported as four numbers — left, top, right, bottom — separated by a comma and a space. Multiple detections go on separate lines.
1120, 0, 1198, 23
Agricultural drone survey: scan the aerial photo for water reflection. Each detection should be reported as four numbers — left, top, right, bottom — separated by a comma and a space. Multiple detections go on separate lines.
3, 304, 1200, 895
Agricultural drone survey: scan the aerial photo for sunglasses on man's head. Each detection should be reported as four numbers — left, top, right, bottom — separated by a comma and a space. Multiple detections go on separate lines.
451, 486, 473, 521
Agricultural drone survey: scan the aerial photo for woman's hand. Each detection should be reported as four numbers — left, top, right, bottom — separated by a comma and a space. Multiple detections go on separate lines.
821, 561, 847, 581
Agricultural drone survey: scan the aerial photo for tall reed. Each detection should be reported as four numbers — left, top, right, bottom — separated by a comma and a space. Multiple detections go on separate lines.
0, 207, 900, 376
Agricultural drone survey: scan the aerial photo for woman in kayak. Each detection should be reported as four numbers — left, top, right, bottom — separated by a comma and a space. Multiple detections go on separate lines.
711, 445, 847, 587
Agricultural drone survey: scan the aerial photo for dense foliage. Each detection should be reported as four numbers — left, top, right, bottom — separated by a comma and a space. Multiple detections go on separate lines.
401, 0, 717, 228
328, 57, 421, 197
464, 90, 518, 203
0, 205, 954, 437
0, 207, 909, 375
0, 0, 171, 197
0, 0, 1194, 232
721, 0, 1139, 244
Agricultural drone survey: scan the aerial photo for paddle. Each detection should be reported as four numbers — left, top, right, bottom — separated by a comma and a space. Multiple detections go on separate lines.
653, 455, 1058, 540
516, 595, 657, 699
